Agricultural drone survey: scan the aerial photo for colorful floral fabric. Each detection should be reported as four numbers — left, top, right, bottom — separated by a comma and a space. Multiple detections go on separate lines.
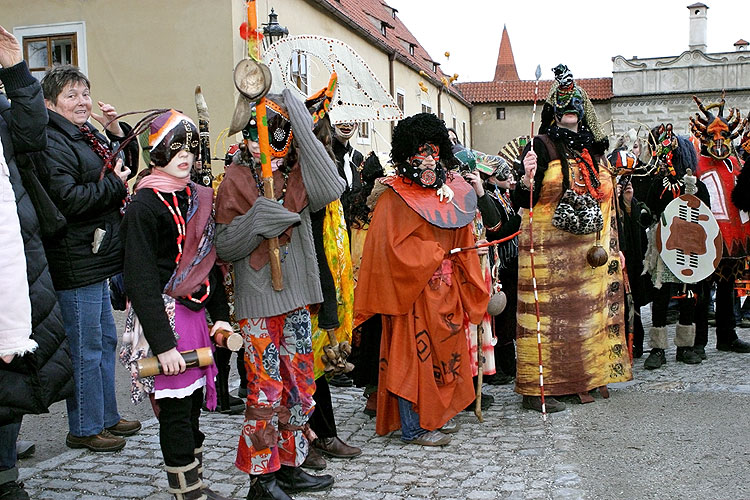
310, 200, 354, 379
235, 308, 316, 475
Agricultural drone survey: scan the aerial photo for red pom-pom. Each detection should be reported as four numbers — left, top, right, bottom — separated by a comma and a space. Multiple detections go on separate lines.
239, 22, 250, 40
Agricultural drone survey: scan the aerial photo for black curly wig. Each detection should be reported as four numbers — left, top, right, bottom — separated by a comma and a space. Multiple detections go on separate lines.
391, 113, 455, 166
671, 135, 698, 178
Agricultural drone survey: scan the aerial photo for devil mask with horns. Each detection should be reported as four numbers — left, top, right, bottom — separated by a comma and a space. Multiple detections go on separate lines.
689, 95, 750, 258
689, 93, 742, 161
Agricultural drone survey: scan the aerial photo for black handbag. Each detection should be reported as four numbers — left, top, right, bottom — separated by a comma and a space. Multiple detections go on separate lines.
17, 153, 67, 240
551, 188, 603, 235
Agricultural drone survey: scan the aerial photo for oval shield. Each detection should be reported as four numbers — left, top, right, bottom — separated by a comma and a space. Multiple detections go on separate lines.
655, 194, 723, 283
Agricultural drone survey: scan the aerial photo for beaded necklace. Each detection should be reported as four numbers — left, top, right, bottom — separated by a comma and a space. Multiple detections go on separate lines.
491, 187, 515, 219
154, 188, 188, 264
153, 186, 211, 304
568, 147, 604, 201
249, 161, 289, 201
79, 125, 112, 172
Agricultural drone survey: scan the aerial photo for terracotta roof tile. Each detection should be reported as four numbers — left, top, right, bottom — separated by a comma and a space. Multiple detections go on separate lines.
455, 78, 613, 104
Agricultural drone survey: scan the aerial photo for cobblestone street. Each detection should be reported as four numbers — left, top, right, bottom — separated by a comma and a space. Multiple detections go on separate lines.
18, 322, 750, 500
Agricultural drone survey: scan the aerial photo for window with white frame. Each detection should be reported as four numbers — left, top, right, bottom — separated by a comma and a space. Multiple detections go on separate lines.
357, 122, 371, 145
289, 51, 308, 95
396, 88, 405, 112
421, 103, 432, 114
14, 22, 87, 80
24, 34, 76, 78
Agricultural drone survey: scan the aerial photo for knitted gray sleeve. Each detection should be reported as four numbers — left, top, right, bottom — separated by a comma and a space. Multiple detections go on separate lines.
283, 89, 345, 212
214, 196, 301, 262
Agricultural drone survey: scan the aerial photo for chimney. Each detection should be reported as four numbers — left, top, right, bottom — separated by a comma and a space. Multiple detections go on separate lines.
735, 39, 749, 52
687, 3, 708, 52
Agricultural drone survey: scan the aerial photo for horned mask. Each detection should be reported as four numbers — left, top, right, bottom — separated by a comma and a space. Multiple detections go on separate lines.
689, 93, 742, 160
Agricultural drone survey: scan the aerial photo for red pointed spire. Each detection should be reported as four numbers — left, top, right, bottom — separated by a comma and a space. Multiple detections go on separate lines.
494, 25, 519, 82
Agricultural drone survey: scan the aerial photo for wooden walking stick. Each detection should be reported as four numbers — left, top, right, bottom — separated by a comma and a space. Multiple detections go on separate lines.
246, 0, 283, 291
447, 231, 522, 255
474, 323, 485, 422
527, 64, 548, 421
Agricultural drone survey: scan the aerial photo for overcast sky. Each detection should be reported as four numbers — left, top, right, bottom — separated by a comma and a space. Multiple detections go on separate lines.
387, 0, 750, 82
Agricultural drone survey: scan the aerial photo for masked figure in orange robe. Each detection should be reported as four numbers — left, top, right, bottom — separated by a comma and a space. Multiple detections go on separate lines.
354, 113, 489, 446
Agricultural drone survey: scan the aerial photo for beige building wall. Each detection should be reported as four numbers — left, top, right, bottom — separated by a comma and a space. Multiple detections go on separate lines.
470, 102, 611, 155
6, 0, 471, 167
7, 0, 237, 172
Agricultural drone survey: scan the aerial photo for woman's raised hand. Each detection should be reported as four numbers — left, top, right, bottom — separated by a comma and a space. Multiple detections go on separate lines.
0, 25, 22, 68
90, 101, 124, 137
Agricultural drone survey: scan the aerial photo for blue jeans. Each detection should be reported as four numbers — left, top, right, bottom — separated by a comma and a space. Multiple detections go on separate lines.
397, 397, 426, 442
57, 280, 121, 436
0, 420, 21, 485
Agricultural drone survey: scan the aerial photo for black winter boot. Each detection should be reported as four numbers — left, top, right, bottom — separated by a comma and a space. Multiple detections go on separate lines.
0, 481, 30, 500
644, 348, 666, 370
676, 346, 702, 364
246, 474, 292, 500
274, 466, 333, 493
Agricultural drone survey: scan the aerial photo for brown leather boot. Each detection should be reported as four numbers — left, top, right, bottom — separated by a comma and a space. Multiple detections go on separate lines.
301, 445, 326, 470
65, 430, 125, 452
578, 392, 595, 404
521, 395, 566, 413
105, 418, 142, 436
312, 437, 361, 458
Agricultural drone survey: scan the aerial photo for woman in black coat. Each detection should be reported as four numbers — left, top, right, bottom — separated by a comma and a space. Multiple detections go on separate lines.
39, 65, 140, 452
0, 27, 73, 499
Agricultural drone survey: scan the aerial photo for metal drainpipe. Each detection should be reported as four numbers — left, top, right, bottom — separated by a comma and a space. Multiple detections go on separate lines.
469, 110, 473, 149
389, 52, 395, 134
437, 85, 442, 118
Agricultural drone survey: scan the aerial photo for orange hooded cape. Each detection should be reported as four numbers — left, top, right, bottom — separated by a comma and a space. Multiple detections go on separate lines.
354, 185, 489, 435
